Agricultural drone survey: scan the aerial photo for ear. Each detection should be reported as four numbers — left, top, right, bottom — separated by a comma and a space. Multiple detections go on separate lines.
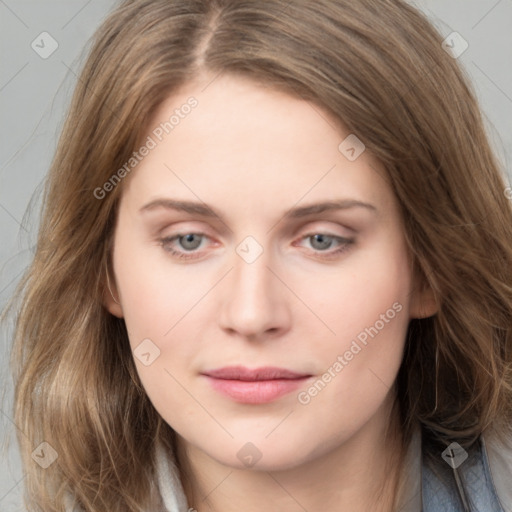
409, 271, 439, 319
103, 267, 124, 318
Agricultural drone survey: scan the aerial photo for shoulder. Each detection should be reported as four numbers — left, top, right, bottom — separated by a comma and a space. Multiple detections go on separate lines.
483, 424, 512, 512
420, 424, 512, 512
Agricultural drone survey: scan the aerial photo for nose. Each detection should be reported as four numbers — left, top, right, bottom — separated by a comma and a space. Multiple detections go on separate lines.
218, 246, 292, 341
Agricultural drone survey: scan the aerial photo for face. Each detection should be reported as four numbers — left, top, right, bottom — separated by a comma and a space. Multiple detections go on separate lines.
106, 73, 436, 471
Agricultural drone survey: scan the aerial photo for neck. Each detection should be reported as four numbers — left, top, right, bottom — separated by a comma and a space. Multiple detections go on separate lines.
176, 392, 405, 512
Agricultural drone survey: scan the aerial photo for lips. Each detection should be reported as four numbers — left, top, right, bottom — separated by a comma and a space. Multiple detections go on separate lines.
201, 366, 312, 404
203, 366, 310, 381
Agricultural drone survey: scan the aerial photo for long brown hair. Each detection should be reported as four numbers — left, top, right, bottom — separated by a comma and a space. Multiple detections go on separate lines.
6, 0, 512, 510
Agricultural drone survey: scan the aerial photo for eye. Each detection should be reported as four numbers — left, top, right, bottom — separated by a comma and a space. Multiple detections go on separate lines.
159, 232, 355, 261
296, 233, 354, 259
159, 233, 210, 260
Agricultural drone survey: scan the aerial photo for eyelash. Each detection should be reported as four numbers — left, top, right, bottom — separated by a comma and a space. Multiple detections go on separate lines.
158, 232, 355, 261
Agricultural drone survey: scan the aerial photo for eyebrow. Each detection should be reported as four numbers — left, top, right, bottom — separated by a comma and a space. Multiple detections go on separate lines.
139, 198, 377, 222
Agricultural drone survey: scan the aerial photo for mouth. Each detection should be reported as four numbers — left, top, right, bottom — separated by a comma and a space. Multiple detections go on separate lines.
201, 366, 313, 404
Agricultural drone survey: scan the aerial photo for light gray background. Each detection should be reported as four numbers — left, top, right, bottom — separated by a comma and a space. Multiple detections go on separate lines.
1, 1, 511, 510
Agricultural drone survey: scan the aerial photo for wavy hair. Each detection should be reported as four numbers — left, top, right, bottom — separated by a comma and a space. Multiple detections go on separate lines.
6, 0, 512, 510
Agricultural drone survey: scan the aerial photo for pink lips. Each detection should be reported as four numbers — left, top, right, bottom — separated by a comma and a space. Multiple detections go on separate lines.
202, 366, 312, 404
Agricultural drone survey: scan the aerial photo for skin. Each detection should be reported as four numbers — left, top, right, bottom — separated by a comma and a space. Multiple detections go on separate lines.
105, 73, 437, 512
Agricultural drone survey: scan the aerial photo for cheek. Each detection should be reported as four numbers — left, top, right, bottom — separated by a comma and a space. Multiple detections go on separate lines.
292, 237, 412, 417
300, 233, 412, 356
114, 253, 203, 425
112, 235, 218, 408
113, 233, 208, 343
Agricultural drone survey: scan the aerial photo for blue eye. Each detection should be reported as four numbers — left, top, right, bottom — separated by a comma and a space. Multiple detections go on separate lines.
299, 233, 354, 258
308, 233, 337, 250
159, 232, 354, 261
160, 233, 208, 259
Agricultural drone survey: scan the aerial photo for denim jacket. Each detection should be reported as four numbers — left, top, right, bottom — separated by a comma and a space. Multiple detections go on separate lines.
395, 425, 512, 511
153, 424, 512, 512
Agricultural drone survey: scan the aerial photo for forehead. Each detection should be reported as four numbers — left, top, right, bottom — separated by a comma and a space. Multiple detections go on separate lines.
120, 74, 395, 220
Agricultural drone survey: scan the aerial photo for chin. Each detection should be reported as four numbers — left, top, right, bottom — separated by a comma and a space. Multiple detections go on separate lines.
202, 435, 319, 472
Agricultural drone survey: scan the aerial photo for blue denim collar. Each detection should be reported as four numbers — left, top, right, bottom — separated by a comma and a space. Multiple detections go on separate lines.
421, 433, 506, 512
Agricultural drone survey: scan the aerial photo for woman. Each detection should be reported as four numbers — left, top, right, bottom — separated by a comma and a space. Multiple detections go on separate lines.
8, 0, 512, 510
